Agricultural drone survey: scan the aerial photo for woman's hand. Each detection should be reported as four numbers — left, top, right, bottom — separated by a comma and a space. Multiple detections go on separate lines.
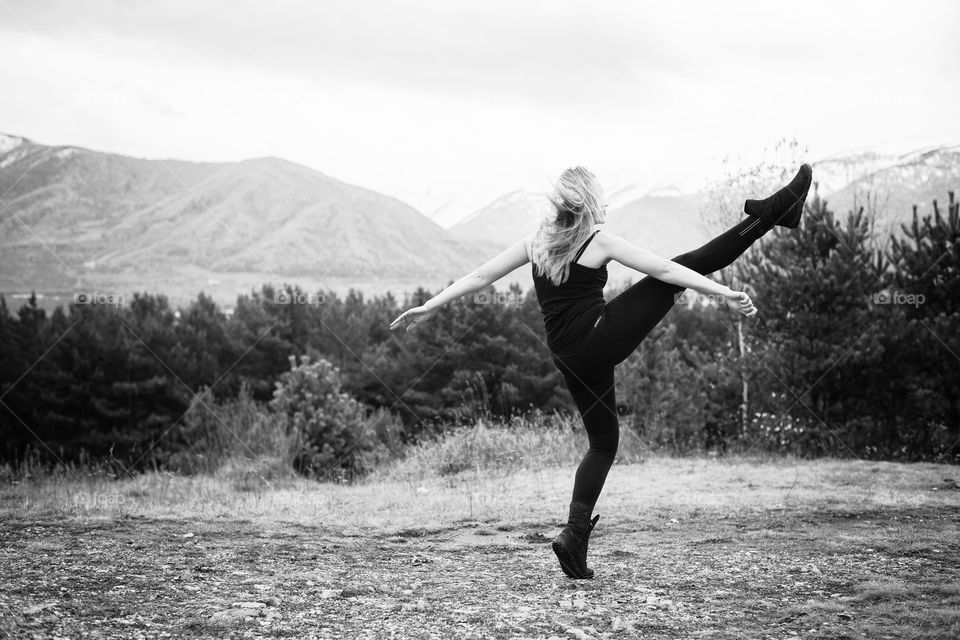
725, 290, 758, 317
389, 305, 437, 332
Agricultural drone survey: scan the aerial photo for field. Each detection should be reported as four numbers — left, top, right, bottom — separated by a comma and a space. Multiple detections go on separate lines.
1, 456, 959, 639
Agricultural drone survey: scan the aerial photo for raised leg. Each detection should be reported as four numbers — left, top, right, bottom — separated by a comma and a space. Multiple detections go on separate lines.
593, 215, 773, 367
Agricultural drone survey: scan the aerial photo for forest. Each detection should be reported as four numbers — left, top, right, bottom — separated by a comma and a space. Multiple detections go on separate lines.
2, 192, 958, 476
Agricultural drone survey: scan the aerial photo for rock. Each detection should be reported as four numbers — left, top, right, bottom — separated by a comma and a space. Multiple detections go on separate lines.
230, 601, 265, 609
611, 616, 625, 631
559, 599, 572, 609
22, 603, 56, 616
401, 598, 429, 611
320, 589, 342, 599
209, 609, 256, 625
565, 628, 595, 640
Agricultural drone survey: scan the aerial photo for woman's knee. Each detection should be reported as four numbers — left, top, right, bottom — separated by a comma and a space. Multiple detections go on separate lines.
588, 427, 619, 460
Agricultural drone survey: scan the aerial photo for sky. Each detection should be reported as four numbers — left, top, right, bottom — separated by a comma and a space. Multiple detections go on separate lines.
1, 0, 958, 222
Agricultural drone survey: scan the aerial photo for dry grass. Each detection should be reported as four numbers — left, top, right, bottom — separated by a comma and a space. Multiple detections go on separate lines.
1, 452, 958, 639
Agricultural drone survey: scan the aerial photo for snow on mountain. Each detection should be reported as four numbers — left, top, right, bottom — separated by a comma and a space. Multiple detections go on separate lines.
812, 149, 903, 195
450, 189, 552, 245
605, 180, 655, 208
822, 145, 960, 230
643, 173, 710, 200
429, 186, 520, 229
0, 133, 26, 155
390, 172, 556, 230
5, 130, 956, 309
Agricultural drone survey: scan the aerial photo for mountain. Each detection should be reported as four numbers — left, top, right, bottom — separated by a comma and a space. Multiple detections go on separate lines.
601, 192, 712, 287
818, 146, 960, 235
446, 145, 960, 289
450, 190, 551, 244
0, 134, 497, 308
396, 184, 513, 230
450, 187, 710, 252
447, 185, 712, 290
811, 149, 901, 195
4, 133, 956, 312
606, 193, 710, 253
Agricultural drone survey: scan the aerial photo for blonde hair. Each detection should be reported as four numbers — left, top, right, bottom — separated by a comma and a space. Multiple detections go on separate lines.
530, 166, 604, 286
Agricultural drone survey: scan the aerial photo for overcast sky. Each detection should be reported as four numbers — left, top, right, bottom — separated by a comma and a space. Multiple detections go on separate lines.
1, 0, 958, 218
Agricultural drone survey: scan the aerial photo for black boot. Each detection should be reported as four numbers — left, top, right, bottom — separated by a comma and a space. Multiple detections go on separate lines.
743, 163, 813, 229
552, 501, 600, 579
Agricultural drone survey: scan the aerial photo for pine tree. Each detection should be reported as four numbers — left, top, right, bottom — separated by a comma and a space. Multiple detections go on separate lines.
739, 194, 888, 455
886, 191, 960, 456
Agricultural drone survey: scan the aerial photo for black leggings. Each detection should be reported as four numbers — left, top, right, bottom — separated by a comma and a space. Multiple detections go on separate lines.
553, 216, 773, 508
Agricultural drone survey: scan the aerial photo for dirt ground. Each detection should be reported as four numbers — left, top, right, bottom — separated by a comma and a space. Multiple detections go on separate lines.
1, 458, 958, 639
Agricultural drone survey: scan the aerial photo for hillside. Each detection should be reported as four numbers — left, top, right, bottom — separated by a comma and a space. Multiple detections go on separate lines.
450, 190, 550, 244
821, 146, 960, 236
0, 134, 496, 307
449, 146, 960, 284
3, 134, 957, 311
449, 186, 711, 290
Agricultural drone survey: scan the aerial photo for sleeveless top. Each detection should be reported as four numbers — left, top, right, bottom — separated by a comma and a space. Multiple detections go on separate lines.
531, 230, 607, 357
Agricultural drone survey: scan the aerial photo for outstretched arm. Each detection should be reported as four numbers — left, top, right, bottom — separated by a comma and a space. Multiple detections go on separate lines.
389, 235, 533, 331
600, 232, 757, 316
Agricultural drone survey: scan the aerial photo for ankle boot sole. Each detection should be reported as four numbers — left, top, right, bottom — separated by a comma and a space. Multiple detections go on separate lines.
552, 539, 594, 579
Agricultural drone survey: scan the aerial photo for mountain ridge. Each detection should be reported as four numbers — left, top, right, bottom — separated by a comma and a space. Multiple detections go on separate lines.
450, 145, 960, 254
0, 133, 498, 308
3, 133, 957, 312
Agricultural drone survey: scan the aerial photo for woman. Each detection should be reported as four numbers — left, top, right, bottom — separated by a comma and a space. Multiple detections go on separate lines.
389, 164, 812, 579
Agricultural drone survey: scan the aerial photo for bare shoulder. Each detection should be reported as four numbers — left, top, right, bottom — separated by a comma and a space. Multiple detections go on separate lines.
520, 233, 535, 260
594, 229, 616, 243
594, 229, 626, 254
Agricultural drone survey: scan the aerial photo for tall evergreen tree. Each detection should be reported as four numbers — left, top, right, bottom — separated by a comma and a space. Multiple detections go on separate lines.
886, 191, 960, 456
740, 195, 888, 455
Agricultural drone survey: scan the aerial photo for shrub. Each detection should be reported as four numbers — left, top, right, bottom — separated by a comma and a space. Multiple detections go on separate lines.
269, 354, 400, 480
376, 410, 650, 482
160, 381, 296, 476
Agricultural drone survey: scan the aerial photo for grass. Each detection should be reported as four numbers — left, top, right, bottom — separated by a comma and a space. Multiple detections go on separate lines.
0, 423, 958, 639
